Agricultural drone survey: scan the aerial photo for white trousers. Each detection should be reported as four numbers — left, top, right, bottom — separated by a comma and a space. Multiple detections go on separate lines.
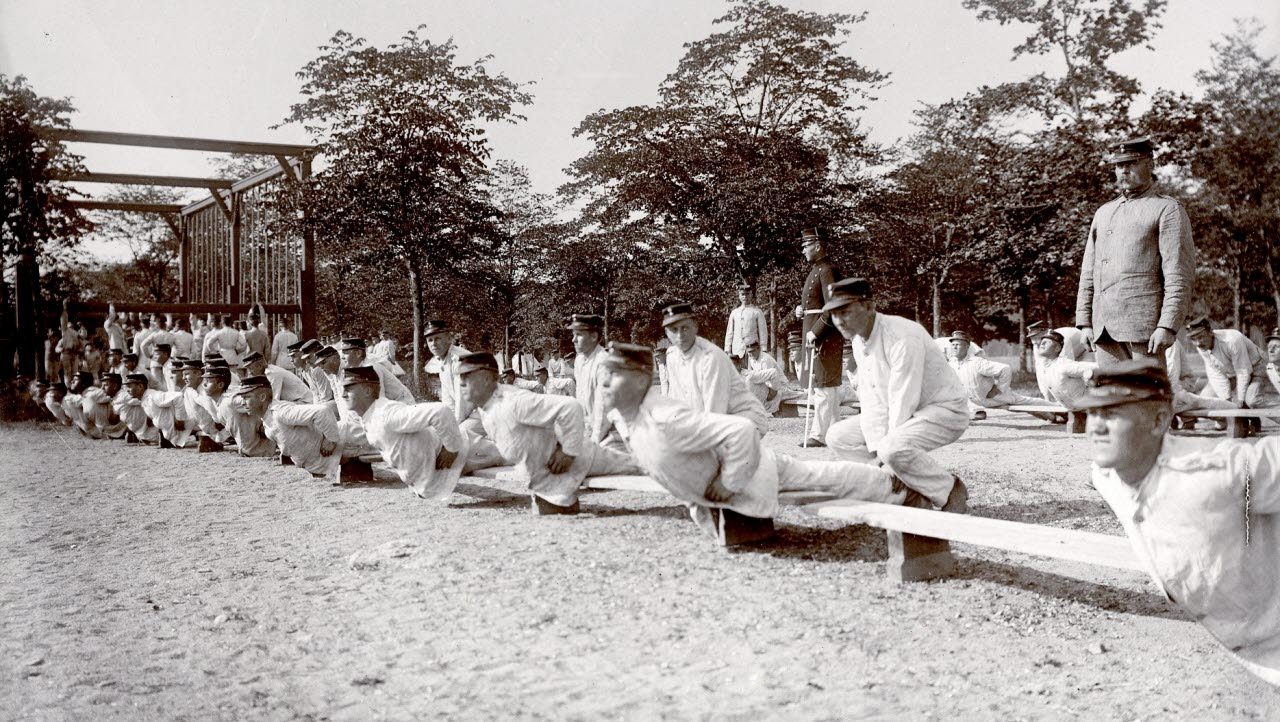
809, 387, 840, 441
826, 406, 967, 508
774, 451, 907, 504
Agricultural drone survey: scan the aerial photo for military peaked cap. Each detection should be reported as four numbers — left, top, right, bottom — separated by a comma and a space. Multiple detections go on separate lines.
821, 278, 873, 312
660, 302, 697, 328
1073, 359, 1171, 410
1105, 137, 1155, 164
602, 342, 653, 373
342, 366, 381, 387
457, 353, 499, 375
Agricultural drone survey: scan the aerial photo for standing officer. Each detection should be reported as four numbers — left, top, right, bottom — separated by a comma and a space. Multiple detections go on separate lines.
795, 228, 843, 447
1076, 137, 1196, 367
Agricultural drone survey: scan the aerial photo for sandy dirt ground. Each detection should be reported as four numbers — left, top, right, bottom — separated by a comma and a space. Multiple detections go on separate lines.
2, 411, 1278, 721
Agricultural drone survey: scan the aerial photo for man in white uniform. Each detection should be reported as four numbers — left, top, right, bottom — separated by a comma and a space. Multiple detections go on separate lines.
740, 338, 797, 415
344, 366, 470, 499
603, 343, 914, 542
369, 330, 405, 377
823, 279, 970, 513
116, 373, 159, 444
1186, 317, 1272, 408
241, 375, 343, 479
141, 367, 193, 449
1034, 331, 1097, 407
567, 313, 620, 447
83, 373, 127, 439
193, 366, 234, 451
662, 302, 769, 437
1082, 359, 1280, 687
459, 353, 637, 515
425, 320, 503, 471
947, 331, 1046, 420
271, 319, 300, 370
339, 338, 413, 403
724, 284, 769, 359
240, 351, 312, 403
203, 315, 247, 367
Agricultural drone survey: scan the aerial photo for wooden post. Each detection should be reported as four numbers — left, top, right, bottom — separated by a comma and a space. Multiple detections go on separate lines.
177, 219, 188, 303
229, 192, 242, 304
299, 156, 316, 339
15, 250, 39, 378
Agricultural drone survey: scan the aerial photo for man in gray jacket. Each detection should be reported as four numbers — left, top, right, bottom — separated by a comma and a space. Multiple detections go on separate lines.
1075, 137, 1196, 367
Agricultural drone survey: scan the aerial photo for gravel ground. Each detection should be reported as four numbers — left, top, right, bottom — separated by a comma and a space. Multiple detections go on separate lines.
2, 411, 1277, 721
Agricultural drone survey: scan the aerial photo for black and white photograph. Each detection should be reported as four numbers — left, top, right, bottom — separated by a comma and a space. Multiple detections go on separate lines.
2, 0, 1279, 718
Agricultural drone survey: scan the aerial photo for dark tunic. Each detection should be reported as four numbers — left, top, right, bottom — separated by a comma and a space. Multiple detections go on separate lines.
800, 258, 843, 388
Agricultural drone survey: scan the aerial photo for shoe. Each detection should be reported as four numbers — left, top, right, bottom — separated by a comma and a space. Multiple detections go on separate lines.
197, 435, 225, 453
125, 430, 140, 444
158, 433, 175, 449
531, 495, 580, 516
940, 477, 968, 514
970, 410, 987, 421
799, 438, 826, 448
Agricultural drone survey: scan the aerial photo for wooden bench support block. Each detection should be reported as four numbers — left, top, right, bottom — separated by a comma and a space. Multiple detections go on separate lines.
717, 509, 775, 547
467, 466, 516, 480
340, 459, 375, 482
887, 530, 955, 583
1230, 417, 1249, 439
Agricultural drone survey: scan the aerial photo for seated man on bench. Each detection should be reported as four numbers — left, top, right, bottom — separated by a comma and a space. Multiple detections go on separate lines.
343, 366, 470, 499
1081, 359, 1279, 686
459, 352, 638, 515
602, 342, 914, 540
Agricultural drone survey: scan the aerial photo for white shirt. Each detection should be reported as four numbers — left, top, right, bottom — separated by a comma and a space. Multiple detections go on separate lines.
171, 329, 195, 359
1038, 356, 1096, 405
1195, 329, 1266, 403
477, 385, 589, 507
574, 344, 607, 439
724, 304, 768, 358
948, 354, 1013, 404
271, 329, 299, 369
1093, 435, 1280, 685
262, 400, 343, 477
104, 320, 126, 351
265, 363, 313, 403
853, 313, 969, 450
665, 336, 769, 437
361, 398, 468, 500
202, 326, 247, 365
746, 351, 780, 373
426, 344, 471, 418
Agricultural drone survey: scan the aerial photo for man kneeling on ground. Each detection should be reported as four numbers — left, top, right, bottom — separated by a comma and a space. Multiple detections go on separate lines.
238, 375, 343, 478
343, 366, 470, 499
1082, 359, 1279, 686
459, 352, 637, 515
602, 342, 917, 541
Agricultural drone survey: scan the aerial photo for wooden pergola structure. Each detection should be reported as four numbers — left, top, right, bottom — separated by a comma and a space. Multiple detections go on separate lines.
9, 128, 318, 378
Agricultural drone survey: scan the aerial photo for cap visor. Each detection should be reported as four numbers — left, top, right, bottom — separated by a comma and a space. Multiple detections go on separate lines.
660, 312, 696, 328
819, 298, 855, 313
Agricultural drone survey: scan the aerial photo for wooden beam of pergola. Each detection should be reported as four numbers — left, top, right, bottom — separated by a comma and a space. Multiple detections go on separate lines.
65, 171, 235, 189
69, 200, 184, 214
44, 127, 313, 156
68, 301, 302, 315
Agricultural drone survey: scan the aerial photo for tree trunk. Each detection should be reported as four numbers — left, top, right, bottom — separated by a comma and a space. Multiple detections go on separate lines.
408, 261, 423, 395
603, 288, 611, 341
15, 250, 39, 378
1017, 286, 1030, 374
1263, 229, 1280, 330
1233, 253, 1243, 330
931, 275, 942, 338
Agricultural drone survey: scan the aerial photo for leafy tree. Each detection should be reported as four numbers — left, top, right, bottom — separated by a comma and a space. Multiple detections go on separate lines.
564, 0, 886, 287
1, 74, 92, 377
280, 27, 532, 389
80, 186, 184, 302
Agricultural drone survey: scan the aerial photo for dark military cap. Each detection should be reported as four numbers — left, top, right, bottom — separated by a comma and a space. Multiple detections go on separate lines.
1073, 359, 1172, 410
602, 342, 653, 373
1186, 316, 1213, 332
153, 343, 171, 355
1044, 331, 1065, 347
1105, 137, 1155, 164
821, 278, 873, 313
565, 314, 605, 332
313, 345, 338, 361
202, 366, 232, 381
100, 373, 122, 385
660, 302, 697, 328
339, 337, 366, 350
457, 352, 499, 376
124, 373, 149, 386
182, 359, 205, 370
240, 351, 264, 365
799, 228, 830, 243
424, 320, 450, 338
299, 339, 323, 355
205, 358, 230, 368
342, 366, 381, 387
235, 375, 272, 395
74, 371, 94, 387
286, 340, 306, 352
122, 352, 139, 362
107, 347, 124, 357
949, 330, 971, 343
1267, 328, 1280, 343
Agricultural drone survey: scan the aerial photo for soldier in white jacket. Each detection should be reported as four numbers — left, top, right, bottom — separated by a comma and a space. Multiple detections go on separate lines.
724, 284, 768, 359
459, 352, 637, 515
946, 331, 1046, 420
1034, 331, 1097, 407
141, 365, 193, 448
116, 373, 159, 444
236, 375, 343, 479
240, 351, 312, 403
82, 373, 127, 439
344, 366, 470, 499
338, 338, 413, 403
662, 302, 769, 437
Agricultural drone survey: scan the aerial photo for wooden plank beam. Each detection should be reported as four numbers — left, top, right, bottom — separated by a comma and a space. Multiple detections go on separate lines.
69, 200, 184, 214
207, 189, 233, 221
804, 500, 1145, 572
66, 301, 302, 315
43, 127, 312, 156
274, 154, 300, 184
65, 172, 235, 189
161, 216, 180, 237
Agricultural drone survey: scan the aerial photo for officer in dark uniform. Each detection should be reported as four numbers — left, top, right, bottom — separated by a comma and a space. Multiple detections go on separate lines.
795, 227, 842, 447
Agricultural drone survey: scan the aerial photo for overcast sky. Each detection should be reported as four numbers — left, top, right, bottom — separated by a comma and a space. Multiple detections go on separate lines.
2, 0, 1277, 258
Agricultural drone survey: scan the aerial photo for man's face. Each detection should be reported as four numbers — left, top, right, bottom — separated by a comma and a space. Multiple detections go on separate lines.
342, 382, 377, 415
830, 300, 876, 340
109, 353, 122, 367
1188, 327, 1214, 351
737, 288, 749, 305
152, 350, 169, 366
123, 358, 138, 372
748, 345, 761, 360
184, 368, 202, 387
246, 359, 267, 376
1037, 337, 1062, 360
319, 355, 341, 375
102, 380, 121, 397
1269, 340, 1280, 365
950, 340, 968, 360
571, 329, 600, 356
127, 382, 146, 399
1086, 401, 1169, 476
202, 377, 226, 396
460, 369, 498, 409
802, 240, 822, 262
170, 369, 187, 390
1113, 158, 1153, 193
601, 366, 650, 414
68, 375, 83, 393
664, 319, 699, 353
247, 388, 273, 416
426, 332, 452, 359
341, 348, 364, 368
